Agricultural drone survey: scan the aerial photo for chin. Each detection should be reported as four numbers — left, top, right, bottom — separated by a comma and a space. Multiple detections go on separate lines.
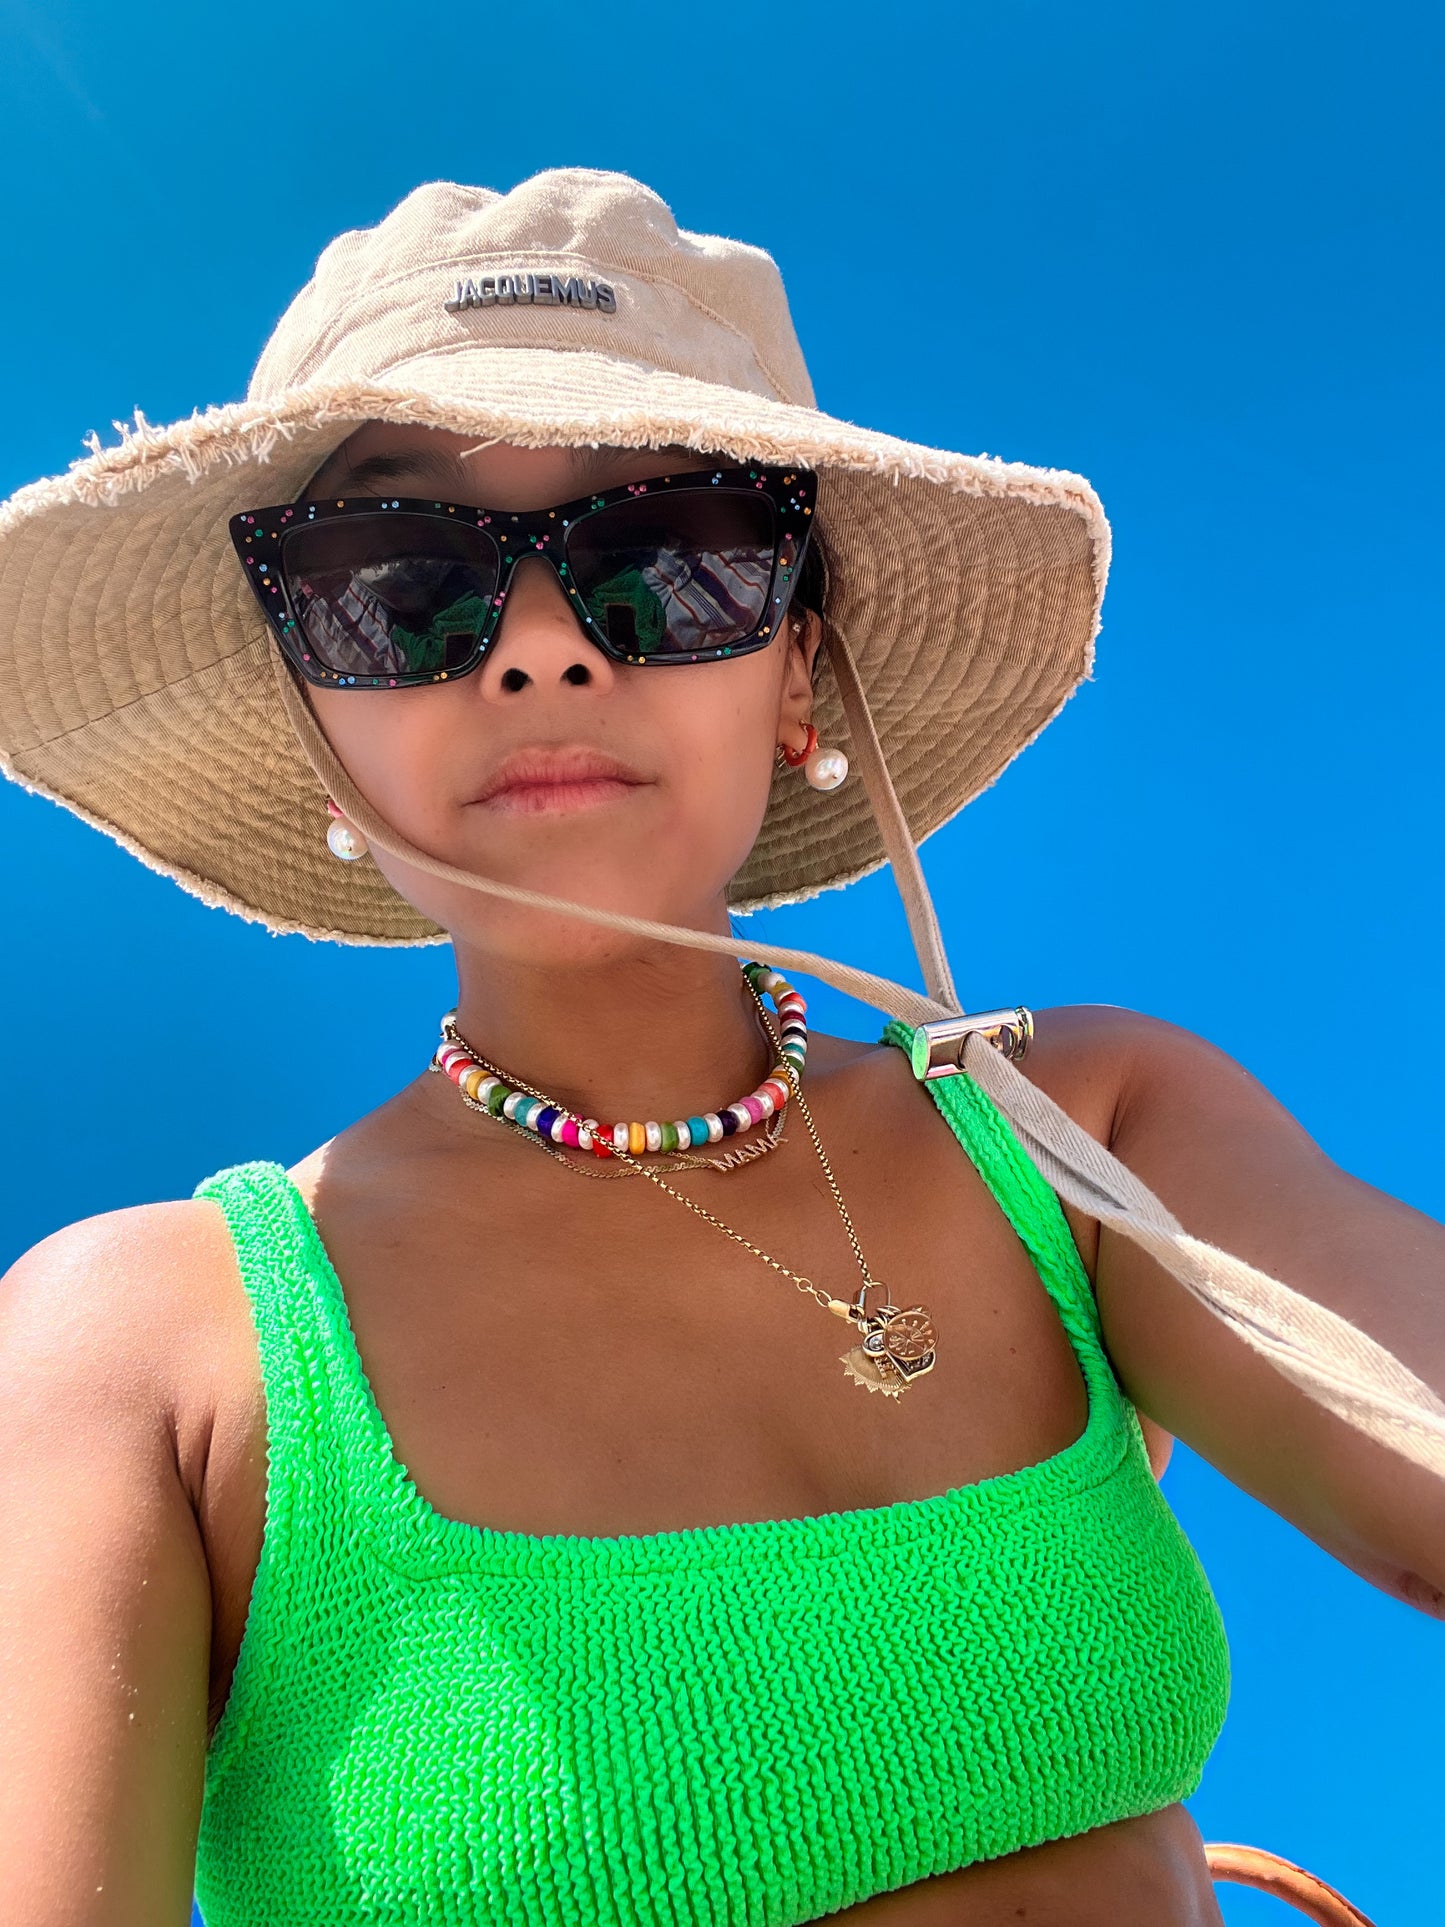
439, 902, 712, 974
370, 816, 759, 965
474, 920, 676, 973
389, 867, 724, 970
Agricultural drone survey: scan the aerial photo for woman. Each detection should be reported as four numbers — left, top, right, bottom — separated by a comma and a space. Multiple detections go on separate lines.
0, 168, 1439, 1927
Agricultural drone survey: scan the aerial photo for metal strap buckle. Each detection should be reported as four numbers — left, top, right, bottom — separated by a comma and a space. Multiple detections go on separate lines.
909, 1007, 1034, 1081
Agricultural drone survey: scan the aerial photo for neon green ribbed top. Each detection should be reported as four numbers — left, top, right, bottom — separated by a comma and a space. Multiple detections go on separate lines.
191, 1028, 1230, 1926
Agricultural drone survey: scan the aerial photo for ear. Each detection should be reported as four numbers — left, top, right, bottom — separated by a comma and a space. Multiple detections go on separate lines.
777, 609, 824, 757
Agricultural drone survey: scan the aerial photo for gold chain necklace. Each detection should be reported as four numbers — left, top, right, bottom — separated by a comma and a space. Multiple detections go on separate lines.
435, 978, 938, 1399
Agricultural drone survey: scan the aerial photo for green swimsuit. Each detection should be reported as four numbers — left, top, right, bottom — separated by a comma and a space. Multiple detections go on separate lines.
191, 1025, 1230, 1926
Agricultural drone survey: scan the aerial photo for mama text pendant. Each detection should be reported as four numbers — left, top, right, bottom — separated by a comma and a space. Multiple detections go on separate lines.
837, 1296, 938, 1399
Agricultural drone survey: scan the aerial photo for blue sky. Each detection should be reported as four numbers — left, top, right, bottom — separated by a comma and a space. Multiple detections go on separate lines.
1, 2, 1440, 1920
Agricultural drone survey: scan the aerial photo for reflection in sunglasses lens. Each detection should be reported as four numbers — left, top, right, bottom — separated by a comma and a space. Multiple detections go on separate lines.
281, 515, 501, 679
566, 491, 777, 656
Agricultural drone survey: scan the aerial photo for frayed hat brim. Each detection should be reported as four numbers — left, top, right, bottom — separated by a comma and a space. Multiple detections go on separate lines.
0, 355, 1107, 942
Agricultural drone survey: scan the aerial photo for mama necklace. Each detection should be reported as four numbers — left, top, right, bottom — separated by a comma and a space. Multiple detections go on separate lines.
437, 989, 790, 1180
431, 963, 938, 1400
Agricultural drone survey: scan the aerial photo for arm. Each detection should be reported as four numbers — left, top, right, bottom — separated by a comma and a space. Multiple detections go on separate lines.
0, 1207, 213, 1924
1069, 1007, 1445, 1615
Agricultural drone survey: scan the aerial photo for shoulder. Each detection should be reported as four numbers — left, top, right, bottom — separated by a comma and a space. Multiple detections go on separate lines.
826, 1003, 1224, 1149
0, 1192, 253, 1500
1018, 1003, 1247, 1138
2, 1196, 233, 1366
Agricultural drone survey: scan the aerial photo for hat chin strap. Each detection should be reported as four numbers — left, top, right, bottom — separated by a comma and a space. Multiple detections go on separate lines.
270, 641, 1445, 1486
825, 624, 959, 1012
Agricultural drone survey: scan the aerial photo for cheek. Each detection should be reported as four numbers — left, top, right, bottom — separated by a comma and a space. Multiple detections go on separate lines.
308, 685, 465, 837
656, 664, 781, 877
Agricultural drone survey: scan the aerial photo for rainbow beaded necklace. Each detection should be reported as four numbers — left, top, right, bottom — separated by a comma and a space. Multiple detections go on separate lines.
432, 962, 807, 1161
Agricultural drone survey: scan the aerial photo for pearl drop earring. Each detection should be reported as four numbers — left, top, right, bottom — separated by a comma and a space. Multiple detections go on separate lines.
781, 724, 849, 793
325, 800, 368, 862
804, 739, 849, 792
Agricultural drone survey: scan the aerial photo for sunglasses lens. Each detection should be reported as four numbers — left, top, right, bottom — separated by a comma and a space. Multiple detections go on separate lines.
279, 514, 500, 680
566, 490, 778, 657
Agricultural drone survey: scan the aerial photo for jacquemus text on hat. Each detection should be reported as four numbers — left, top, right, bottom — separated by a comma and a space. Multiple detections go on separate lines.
444, 271, 618, 314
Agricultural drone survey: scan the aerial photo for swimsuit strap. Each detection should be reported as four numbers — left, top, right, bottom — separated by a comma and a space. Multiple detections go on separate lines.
881, 1018, 1104, 1349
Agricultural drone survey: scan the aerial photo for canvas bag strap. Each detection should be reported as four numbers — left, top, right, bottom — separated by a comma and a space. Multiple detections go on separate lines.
270, 644, 1445, 1484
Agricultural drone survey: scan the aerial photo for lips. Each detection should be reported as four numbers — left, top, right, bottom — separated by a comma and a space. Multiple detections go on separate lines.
470, 746, 648, 816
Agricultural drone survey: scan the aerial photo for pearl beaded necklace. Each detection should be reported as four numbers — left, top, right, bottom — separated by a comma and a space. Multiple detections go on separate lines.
432, 962, 808, 1160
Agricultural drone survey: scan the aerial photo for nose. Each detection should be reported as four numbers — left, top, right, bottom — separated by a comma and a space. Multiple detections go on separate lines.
476, 553, 616, 698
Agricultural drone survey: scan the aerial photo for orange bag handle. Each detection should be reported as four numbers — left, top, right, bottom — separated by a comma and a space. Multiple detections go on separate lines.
1205, 1842, 1378, 1924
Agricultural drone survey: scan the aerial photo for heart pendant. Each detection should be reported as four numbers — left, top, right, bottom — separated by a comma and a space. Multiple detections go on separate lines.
857, 1301, 938, 1384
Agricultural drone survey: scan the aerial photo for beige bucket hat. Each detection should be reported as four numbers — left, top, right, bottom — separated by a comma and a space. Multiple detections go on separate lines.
0, 165, 1108, 948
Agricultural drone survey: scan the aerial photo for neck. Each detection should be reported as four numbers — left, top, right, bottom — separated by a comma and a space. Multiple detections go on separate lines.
447, 938, 780, 1128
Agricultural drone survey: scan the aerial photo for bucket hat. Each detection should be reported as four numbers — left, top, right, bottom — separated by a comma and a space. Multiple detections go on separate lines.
0, 165, 1108, 948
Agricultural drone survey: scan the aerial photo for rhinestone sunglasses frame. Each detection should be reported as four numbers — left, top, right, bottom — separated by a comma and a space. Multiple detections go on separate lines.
229, 461, 818, 689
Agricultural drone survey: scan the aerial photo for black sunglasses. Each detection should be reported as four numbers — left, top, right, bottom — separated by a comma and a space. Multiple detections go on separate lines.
230, 462, 817, 689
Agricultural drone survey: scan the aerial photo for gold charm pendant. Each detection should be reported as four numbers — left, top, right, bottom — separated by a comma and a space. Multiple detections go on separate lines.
840, 1298, 938, 1397
840, 1345, 906, 1396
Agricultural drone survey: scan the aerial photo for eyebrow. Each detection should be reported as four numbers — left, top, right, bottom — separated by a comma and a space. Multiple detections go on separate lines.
329, 447, 472, 492
326, 442, 696, 498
